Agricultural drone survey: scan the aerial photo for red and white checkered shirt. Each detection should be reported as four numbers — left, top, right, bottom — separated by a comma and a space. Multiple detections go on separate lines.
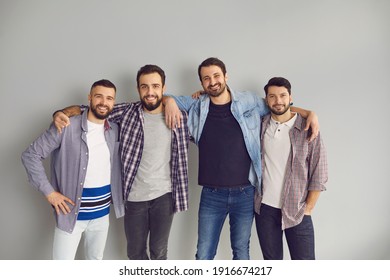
255, 113, 328, 229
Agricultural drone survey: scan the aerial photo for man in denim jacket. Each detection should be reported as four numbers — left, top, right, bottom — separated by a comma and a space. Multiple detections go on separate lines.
165, 57, 319, 260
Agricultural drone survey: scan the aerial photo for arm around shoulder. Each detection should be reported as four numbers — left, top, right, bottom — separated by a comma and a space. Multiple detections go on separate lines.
291, 106, 319, 142
53, 105, 82, 133
164, 94, 196, 112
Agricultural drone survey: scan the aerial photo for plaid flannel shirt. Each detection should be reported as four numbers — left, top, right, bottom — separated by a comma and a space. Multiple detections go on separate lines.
109, 102, 190, 213
255, 113, 328, 229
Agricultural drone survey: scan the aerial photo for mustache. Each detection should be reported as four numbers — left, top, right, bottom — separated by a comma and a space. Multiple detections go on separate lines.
143, 95, 157, 99
96, 104, 110, 109
208, 83, 221, 89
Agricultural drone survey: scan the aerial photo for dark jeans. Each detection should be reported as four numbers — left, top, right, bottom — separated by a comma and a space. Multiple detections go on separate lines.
196, 185, 255, 260
255, 203, 315, 260
124, 193, 174, 260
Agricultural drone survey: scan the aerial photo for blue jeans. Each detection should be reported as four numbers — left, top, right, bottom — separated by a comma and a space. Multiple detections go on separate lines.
196, 185, 255, 260
255, 203, 315, 260
124, 193, 174, 260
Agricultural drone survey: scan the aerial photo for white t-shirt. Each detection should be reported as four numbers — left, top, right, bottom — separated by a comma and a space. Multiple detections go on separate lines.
83, 121, 111, 188
262, 114, 297, 208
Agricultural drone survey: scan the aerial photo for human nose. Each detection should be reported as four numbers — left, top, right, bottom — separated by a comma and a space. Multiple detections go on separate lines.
146, 86, 153, 94
102, 97, 110, 105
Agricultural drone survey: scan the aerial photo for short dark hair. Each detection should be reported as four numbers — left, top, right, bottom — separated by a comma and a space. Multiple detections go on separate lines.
136, 64, 166, 88
91, 79, 116, 92
264, 77, 291, 95
198, 57, 227, 81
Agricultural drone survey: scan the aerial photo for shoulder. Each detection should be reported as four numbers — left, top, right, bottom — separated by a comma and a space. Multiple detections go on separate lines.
232, 90, 262, 109
261, 114, 271, 124
293, 114, 322, 144
108, 120, 119, 130
65, 115, 83, 130
117, 101, 143, 116
233, 90, 260, 102
294, 113, 308, 132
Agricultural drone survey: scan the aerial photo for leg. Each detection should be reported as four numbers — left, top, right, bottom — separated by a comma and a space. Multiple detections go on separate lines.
83, 215, 110, 260
196, 187, 228, 260
285, 215, 315, 260
149, 193, 174, 260
229, 185, 254, 260
124, 200, 150, 260
52, 221, 87, 260
255, 203, 284, 260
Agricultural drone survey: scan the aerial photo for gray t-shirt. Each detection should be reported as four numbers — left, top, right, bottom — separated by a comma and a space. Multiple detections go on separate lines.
127, 111, 172, 201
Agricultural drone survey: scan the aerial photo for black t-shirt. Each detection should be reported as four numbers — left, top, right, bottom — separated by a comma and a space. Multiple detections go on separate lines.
198, 101, 251, 187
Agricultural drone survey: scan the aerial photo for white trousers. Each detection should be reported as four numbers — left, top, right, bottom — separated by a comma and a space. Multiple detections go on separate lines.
53, 215, 109, 260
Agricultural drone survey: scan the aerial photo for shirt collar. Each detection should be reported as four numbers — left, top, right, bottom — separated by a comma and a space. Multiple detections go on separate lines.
270, 113, 297, 128
81, 109, 112, 131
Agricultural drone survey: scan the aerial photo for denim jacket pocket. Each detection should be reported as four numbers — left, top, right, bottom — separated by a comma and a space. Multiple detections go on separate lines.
243, 107, 260, 130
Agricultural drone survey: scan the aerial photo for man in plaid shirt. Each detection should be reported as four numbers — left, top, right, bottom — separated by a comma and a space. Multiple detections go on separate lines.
254, 77, 328, 260
53, 65, 190, 260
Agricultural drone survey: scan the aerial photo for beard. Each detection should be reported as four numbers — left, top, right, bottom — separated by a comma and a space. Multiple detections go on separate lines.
90, 103, 112, 120
141, 95, 163, 111
204, 82, 226, 98
269, 103, 291, 116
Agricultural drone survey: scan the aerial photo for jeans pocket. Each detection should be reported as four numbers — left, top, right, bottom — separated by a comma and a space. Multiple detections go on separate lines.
242, 186, 255, 198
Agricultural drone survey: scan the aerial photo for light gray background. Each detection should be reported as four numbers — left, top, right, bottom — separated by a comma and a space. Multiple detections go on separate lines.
1, 0, 389, 260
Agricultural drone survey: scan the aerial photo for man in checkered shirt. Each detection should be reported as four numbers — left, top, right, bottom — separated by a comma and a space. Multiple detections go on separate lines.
255, 77, 328, 260
53, 65, 190, 260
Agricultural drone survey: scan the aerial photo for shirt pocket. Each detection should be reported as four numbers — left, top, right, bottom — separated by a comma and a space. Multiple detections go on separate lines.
243, 107, 259, 130
292, 143, 310, 176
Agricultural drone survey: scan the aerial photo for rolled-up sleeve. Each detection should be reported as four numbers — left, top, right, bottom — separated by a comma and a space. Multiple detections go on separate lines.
307, 132, 328, 191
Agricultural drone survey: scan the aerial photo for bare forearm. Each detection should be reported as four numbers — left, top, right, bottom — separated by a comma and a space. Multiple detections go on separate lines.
291, 106, 310, 118
62, 105, 81, 117
52, 105, 81, 133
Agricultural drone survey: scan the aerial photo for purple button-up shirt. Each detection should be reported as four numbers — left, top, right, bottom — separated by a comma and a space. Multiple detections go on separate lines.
21, 110, 124, 233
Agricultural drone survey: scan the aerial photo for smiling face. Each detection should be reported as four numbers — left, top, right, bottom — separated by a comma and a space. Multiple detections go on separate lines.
265, 85, 292, 116
138, 72, 165, 113
199, 65, 228, 98
88, 85, 115, 123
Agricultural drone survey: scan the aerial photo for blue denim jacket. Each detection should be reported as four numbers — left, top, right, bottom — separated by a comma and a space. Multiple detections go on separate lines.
169, 88, 269, 190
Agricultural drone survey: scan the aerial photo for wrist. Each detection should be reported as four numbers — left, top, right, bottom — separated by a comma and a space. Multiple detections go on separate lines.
162, 96, 173, 106
52, 109, 65, 118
